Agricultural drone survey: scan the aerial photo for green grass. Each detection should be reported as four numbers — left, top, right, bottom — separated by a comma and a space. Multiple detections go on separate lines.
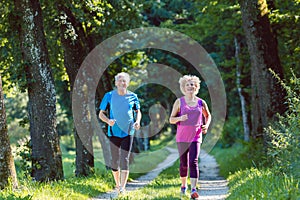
1, 133, 175, 199
129, 148, 170, 179
227, 168, 300, 200
210, 143, 249, 178
210, 142, 263, 178
0, 173, 113, 200
149, 131, 176, 151
211, 142, 300, 200
1, 147, 114, 200
10, 131, 298, 200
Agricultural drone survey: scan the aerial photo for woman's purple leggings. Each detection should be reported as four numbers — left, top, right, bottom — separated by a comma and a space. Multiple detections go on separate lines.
177, 142, 201, 178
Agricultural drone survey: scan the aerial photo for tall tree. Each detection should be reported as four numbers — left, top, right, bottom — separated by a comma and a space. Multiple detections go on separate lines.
234, 37, 250, 142
56, 1, 95, 176
239, 0, 286, 144
54, 0, 135, 175
55, 1, 106, 176
14, 0, 63, 181
54, 0, 144, 175
0, 74, 18, 189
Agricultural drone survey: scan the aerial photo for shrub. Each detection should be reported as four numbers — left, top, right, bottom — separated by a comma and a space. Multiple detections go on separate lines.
266, 70, 300, 178
15, 136, 32, 178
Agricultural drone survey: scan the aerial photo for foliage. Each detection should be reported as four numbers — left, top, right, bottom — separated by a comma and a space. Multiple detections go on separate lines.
161, 0, 252, 143
265, 70, 300, 178
227, 168, 300, 200
270, 0, 300, 78
15, 137, 32, 179
218, 71, 300, 200
219, 116, 244, 147
4, 91, 30, 145
142, 0, 195, 26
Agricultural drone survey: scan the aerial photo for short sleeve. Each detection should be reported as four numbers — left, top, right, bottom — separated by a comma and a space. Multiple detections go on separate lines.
133, 94, 140, 110
99, 92, 111, 111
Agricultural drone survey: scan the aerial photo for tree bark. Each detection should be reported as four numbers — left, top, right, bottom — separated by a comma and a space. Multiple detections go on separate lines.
234, 37, 250, 142
96, 74, 113, 169
0, 75, 18, 189
56, 2, 94, 176
14, 0, 63, 181
56, 1, 112, 175
239, 0, 287, 144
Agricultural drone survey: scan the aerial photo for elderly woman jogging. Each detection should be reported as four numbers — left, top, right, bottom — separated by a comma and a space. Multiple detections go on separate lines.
169, 75, 211, 199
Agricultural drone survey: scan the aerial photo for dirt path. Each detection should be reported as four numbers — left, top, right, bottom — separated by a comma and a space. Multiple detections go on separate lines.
198, 150, 229, 200
91, 147, 228, 200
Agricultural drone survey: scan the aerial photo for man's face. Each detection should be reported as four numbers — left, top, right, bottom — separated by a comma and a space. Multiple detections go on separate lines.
115, 76, 128, 90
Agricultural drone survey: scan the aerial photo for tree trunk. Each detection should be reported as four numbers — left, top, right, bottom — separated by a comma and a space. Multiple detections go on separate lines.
56, 1, 112, 175
14, 0, 63, 181
0, 75, 18, 189
56, 2, 94, 176
96, 74, 113, 169
239, 0, 287, 145
234, 37, 250, 142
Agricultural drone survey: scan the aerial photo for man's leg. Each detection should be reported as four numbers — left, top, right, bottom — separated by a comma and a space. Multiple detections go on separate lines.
112, 170, 120, 190
110, 136, 121, 190
120, 170, 129, 191
119, 135, 134, 192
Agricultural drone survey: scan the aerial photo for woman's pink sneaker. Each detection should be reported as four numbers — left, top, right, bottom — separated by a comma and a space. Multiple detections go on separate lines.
191, 188, 199, 199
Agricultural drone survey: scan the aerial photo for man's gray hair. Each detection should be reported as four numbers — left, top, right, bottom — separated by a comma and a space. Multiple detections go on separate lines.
115, 72, 130, 84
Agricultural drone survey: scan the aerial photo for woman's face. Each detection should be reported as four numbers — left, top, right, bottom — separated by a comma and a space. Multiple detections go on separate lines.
184, 80, 197, 95
115, 76, 129, 90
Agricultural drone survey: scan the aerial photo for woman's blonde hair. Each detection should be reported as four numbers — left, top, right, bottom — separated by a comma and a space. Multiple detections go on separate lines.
115, 72, 130, 85
179, 75, 201, 95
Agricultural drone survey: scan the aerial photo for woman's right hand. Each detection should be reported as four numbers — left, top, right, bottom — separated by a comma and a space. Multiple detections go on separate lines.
180, 114, 188, 121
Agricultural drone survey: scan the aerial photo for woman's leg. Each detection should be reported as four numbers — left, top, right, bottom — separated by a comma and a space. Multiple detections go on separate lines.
189, 142, 201, 190
177, 142, 189, 188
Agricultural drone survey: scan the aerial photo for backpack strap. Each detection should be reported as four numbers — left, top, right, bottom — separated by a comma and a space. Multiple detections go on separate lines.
198, 98, 203, 107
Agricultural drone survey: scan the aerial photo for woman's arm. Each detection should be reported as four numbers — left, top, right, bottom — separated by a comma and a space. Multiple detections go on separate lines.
201, 100, 211, 134
169, 99, 185, 124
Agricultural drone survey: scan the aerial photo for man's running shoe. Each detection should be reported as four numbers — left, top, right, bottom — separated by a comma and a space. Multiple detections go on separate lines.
119, 187, 126, 194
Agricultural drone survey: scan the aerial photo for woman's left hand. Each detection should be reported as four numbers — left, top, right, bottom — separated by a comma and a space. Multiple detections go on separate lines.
201, 124, 209, 134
